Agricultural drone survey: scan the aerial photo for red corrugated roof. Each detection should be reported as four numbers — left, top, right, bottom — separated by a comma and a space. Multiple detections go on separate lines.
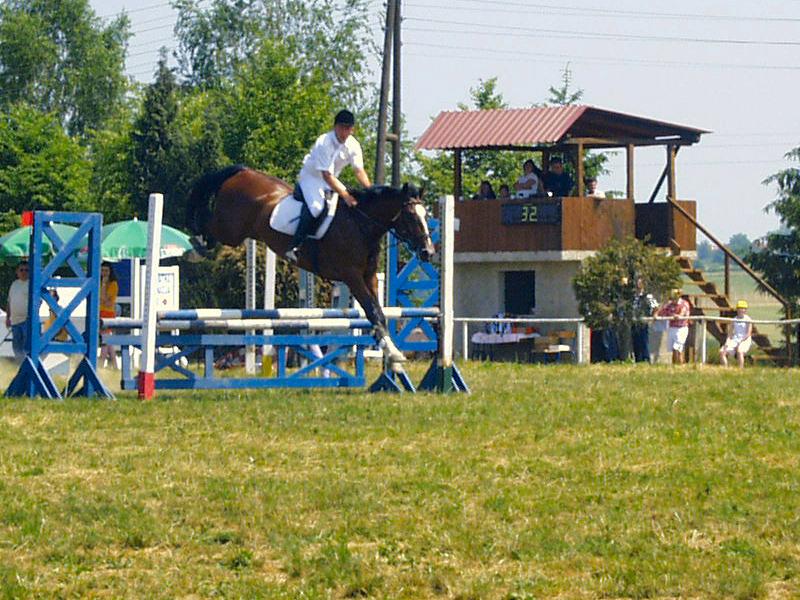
415, 105, 707, 150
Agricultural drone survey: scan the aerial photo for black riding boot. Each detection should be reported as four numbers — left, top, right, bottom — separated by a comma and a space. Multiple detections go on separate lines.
286, 202, 315, 262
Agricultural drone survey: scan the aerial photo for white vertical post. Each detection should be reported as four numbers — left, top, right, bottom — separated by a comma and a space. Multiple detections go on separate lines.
462, 321, 468, 360
440, 194, 454, 369
701, 318, 707, 364
576, 322, 586, 364
263, 247, 276, 361
245, 238, 257, 374
138, 193, 163, 400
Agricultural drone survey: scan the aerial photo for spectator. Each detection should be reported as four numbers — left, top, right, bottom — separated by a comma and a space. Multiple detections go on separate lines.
99, 261, 119, 368
5, 261, 29, 361
498, 184, 512, 200
719, 300, 753, 368
585, 176, 605, 198
655, 288, 691, 364
514, 159, 542, 198
473, 180, 496, 200
631, 277, 658, 363
543, 156, 574, 197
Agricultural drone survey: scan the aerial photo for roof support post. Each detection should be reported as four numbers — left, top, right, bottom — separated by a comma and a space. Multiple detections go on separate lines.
626, 144, 635, 200
454, 149, 462, 201
576, 142, 585, 197
667, 144, 677, 243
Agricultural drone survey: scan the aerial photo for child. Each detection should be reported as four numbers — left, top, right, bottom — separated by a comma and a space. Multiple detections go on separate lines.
719, 300, 752, 368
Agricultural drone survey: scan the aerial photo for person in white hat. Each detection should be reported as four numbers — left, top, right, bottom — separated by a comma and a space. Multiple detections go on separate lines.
719, 300, 753, 368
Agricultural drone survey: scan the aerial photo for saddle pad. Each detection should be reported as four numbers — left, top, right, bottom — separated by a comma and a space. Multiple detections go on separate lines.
269, 193, 338, 239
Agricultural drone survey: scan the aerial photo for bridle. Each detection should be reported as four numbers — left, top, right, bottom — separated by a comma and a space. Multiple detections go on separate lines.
353, 195, 428, 249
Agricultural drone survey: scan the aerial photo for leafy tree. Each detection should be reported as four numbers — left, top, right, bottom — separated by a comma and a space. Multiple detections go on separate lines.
546, 63, 583, 107
0, 102, 92, 213
415, 78, 520, 199
573, 236, 682, 357
748, 148, 800, 316
0, 0, 129, 136
172, 0, 372, 106
220, 40, 332, 180
728, 232, 752, 258
129, 53, 188, 224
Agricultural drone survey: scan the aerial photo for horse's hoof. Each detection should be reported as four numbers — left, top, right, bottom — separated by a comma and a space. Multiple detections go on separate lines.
284, 249, 299, 263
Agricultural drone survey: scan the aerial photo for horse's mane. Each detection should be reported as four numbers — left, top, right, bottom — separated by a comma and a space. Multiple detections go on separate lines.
351, 183, 420, 204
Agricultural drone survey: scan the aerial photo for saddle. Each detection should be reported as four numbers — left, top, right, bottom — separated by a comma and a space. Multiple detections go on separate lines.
293, 184, 329, 232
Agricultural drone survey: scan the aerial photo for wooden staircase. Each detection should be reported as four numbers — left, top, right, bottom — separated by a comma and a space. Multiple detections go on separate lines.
673, 252, 788, 364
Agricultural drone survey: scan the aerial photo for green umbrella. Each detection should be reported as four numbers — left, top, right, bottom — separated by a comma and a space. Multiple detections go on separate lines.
101, 218, 194, 260
0, 223, 82, 264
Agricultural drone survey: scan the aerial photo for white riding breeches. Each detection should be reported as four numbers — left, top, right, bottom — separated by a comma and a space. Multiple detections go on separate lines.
298, 174, 329, 218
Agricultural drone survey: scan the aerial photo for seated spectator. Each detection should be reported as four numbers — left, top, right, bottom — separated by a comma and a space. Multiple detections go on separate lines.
514, 159, 542, 198
498, 184, 512, 200
719, 300, 752, 368
543, 156, 574, 197
473, 180, 496, 200
585, 176, 605, 198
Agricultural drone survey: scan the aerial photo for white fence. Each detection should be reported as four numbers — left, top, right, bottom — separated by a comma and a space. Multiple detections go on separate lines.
454, 315, 799, 365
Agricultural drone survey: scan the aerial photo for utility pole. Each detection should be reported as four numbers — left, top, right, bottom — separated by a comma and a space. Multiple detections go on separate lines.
374, 0, 402, 186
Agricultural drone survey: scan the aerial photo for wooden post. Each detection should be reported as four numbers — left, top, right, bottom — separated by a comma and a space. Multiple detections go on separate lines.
626, 144, 635, 200
576, 142, 585, 197
391, 0, 402, 187
454, 149, 462, 201
667, 145, 677, 243
724, 254, 731, 298
373, 0, 395, 185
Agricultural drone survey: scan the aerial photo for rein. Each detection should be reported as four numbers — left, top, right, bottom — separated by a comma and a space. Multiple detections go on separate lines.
351, 196, 421, 248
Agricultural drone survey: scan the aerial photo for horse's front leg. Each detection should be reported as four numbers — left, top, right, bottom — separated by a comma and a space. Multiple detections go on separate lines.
344, 272, 406, 365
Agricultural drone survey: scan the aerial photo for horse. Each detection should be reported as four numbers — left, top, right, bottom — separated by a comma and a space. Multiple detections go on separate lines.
185, 165, 436, 364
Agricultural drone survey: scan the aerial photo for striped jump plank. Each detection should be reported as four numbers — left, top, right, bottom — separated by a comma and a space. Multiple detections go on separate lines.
156, 307, 439, 320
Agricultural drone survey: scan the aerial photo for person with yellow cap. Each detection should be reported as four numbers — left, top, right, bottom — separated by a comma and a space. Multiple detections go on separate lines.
719, 300, 753, 368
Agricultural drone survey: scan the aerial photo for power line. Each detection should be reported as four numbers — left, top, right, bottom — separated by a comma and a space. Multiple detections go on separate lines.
98, 1, 174, 19
405, 40, 800, 72
408, 0, 800, 23
404, 16, 800, 46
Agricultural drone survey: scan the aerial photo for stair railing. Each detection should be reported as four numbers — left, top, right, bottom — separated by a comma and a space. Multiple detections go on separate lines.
668, 197, 793, 364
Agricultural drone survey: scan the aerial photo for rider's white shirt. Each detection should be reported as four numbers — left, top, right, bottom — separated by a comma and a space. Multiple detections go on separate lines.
298, 131, 364, 216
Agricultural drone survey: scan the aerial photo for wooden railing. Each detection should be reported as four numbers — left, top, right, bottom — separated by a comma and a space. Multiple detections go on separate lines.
669, 197, 794, 363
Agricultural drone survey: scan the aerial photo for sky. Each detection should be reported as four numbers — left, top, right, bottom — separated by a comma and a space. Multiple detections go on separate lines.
90, 0, 800, 243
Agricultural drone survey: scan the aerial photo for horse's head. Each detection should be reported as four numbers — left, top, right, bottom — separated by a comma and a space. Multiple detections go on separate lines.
393, 183, 436, 262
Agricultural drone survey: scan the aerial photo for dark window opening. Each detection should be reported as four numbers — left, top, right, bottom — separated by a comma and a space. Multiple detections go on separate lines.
504, 271, 535, 314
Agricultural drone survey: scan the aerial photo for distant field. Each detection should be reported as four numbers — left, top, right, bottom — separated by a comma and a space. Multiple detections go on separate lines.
1, 363, 800, 598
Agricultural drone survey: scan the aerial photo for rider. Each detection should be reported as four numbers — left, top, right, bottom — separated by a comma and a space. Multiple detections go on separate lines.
286, 109, 372, 262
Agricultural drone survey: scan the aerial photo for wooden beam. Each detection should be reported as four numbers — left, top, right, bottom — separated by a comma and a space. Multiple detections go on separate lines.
667, 144, 677, 241
576, 142, 585, 197
626, 144, 634, 200
454, 150, 462, 201
564, 136, 699, 148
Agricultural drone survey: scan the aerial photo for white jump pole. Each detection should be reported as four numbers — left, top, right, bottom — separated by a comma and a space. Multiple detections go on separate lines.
137, 193, 163, 400
441, 193, 454, 372
245, 238, 257, 374
262, 246, 276, 367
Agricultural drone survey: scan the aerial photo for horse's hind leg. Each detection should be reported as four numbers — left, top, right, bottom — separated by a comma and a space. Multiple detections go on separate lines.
344, 273, 406, 365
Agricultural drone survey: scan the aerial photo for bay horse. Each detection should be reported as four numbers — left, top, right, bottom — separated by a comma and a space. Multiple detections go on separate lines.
186, 165, 435, 364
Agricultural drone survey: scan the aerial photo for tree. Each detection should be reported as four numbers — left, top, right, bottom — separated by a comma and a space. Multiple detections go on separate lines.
172, 0, 372, 107
0, 0, 129, 137
129, 53, 187, 223
0, 102, 92, 213
573, 237, 682, 358
415, 78, 520, 200
747, 148, 800, 316
728, 232, 752, 258
546, 63, 583, 107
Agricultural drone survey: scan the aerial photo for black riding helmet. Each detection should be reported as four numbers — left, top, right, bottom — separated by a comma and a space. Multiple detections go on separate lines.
334, 109, 355, 126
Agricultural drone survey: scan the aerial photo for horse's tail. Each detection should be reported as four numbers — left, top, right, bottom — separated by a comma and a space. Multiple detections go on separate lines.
186, 165, 248, 239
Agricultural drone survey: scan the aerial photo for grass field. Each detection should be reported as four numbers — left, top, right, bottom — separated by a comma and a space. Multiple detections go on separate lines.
1, 362, 800, 598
